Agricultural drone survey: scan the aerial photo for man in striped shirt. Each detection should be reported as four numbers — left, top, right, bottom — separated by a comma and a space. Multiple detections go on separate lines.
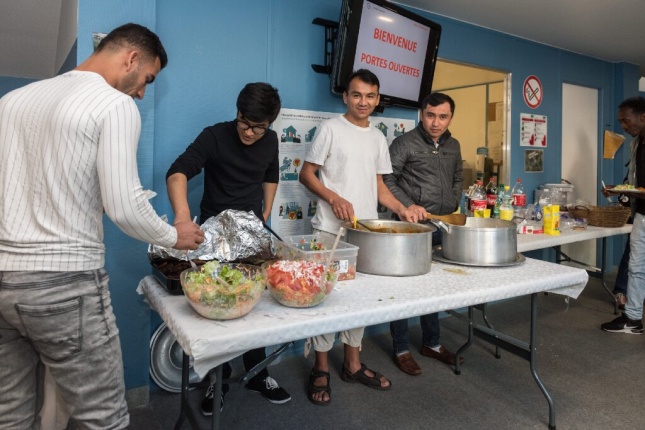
0, 23, 204, 429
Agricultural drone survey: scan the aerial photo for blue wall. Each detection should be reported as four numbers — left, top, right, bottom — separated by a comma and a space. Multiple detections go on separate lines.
0, 0, 637, 392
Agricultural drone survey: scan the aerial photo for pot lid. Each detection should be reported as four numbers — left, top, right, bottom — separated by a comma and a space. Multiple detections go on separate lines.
150, 323, 202, 392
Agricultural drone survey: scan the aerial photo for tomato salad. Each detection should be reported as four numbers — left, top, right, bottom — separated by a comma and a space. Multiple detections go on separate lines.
266, 260, 337, 308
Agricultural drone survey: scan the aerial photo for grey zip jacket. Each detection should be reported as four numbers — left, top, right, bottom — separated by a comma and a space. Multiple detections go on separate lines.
384, 125, 463, 215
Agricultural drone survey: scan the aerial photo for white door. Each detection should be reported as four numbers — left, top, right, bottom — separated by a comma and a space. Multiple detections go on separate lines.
562, 83, 598, 266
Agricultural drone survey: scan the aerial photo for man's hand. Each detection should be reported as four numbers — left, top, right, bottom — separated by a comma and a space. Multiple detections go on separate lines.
398, 204, 426, 223
173, 221, 205, 250
329, 195, 355, 222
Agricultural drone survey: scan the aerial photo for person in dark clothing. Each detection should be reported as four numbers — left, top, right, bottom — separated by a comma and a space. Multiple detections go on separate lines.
601, 96, 645, 335
166, 82, 290, 415
384, 92, 464, 376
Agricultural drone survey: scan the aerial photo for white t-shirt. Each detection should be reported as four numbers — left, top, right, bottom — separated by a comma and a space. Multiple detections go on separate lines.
0, 71, 177, 271
305, 115, 392, 234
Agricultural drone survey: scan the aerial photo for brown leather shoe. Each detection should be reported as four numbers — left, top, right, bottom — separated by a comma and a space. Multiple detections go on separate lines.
393, 352, 422, 376
421, 345, 464, 365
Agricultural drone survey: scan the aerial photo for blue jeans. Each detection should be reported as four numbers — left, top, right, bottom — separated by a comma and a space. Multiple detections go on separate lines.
613, 237, 630, 296
0, 270, 128, 430
390, 228, 442, 353
626, 213, 645, 320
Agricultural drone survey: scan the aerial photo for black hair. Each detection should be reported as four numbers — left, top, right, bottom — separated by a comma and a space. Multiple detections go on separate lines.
236, 83, 282, 124
97, 23, 168, 69
344, 68, 380, 92
421, 92, 456, 114
619, 96, 645, 115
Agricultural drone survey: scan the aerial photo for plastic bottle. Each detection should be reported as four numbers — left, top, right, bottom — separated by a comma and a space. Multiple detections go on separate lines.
464, 183, 475, 216
512, 178, 526, 218
485, 176, 497, 211
535, 188, 551, 223
493, 183, 505, 218
470, 180, 487, 215
499, 185, 514, 220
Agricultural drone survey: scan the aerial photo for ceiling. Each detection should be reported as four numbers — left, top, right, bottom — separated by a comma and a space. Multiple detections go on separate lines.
0, 0, 77, 79
396, 0, 645, 81
0, 0, 644, 86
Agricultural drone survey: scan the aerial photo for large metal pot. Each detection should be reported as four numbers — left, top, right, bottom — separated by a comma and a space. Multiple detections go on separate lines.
343, 220, 435, 276
432, 218, 517, 265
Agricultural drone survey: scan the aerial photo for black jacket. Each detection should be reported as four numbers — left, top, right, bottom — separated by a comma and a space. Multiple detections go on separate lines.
384, 125, 463, 215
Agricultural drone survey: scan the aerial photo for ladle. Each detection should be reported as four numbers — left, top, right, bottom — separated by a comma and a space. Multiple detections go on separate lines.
353, 217, 375, 232
426, 212, 467, 226
263, 222, 284, 242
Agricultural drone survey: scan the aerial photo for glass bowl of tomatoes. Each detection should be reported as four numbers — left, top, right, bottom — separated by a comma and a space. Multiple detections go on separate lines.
265, 260, 338, 308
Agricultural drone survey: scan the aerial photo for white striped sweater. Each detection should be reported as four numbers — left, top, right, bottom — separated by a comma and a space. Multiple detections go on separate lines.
0, 71, 176, 271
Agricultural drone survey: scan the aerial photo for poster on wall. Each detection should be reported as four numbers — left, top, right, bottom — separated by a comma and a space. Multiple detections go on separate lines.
524, 149, 544, 172
520, 113, 547, 147
269, 108, 416, 238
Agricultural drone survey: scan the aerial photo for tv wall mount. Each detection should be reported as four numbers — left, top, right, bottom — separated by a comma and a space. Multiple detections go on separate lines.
311, 18, 338, 75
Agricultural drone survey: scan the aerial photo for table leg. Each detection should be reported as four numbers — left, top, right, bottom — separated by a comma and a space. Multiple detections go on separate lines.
175, 352, 200, 430
528, 293, 556, 430
555, 240, 618, 315
455, 294, 556, 429
211, 365, 223, 430
453, 306, 474, 375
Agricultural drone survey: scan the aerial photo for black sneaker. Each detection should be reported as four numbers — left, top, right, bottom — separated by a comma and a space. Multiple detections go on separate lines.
601, 314, 644, 334
245, 376, 291, 404
200, 384, 225, 416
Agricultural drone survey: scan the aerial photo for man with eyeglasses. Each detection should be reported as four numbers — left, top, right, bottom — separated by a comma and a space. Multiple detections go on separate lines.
166, 82, 290, 415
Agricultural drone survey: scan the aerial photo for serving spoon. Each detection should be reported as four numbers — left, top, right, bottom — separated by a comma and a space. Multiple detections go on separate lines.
426, 212, 467, 226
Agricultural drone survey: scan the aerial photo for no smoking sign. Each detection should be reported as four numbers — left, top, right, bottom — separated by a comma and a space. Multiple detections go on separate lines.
523, 75, 542, 109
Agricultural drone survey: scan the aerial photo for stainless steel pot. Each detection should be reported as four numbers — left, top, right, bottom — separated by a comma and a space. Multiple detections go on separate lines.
432, 218, 517, 265
343, 220, 435, 276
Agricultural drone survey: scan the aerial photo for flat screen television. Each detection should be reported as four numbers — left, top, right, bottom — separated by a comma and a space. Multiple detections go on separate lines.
330, 0, 442, 109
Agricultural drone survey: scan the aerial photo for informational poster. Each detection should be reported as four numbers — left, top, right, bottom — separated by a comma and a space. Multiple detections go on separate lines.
269, 108, 415, 238
520, 113, 547, 147
524, 149, 544, 172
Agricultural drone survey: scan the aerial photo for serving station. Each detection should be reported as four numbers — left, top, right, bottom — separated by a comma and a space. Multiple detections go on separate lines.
140, 255, 588, 430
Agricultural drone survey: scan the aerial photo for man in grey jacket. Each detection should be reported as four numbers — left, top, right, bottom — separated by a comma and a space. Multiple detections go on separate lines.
384, 92, 464, 375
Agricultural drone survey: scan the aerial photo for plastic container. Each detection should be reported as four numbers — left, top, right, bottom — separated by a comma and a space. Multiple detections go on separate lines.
273, 233, 359, 281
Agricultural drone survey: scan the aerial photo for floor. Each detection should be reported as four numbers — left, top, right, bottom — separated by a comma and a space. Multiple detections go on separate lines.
128, 274, 644, 430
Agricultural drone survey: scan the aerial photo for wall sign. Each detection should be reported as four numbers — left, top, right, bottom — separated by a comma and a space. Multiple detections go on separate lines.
520, 113, 547, 147
523, 75, 543, 109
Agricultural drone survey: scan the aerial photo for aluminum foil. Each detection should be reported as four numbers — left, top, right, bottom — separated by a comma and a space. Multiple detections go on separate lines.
148, 209, 274, 263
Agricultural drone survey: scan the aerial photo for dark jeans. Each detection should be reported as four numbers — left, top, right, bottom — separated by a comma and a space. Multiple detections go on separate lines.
390, 313, 441, 353
390, 227, 443, 353
220, 348, 269, 393
614, 237, 630, 296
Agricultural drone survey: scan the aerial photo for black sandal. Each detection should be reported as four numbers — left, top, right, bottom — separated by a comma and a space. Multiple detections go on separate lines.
340, 363, 391, 391
308, 368, 331, 406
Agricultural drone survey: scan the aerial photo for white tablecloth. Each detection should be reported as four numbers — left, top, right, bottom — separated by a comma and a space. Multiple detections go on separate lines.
139, 257, 588, 378
517, 224, 631, 253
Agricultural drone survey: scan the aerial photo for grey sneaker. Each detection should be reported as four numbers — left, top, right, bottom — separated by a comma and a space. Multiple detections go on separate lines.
601, 314, 644, 334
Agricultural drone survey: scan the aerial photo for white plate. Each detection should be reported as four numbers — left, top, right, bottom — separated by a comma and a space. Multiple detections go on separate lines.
432, 245, 526, 267
149, 323, 202, 393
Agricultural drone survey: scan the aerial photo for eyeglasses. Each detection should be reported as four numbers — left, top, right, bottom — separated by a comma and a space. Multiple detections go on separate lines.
235, 119, 269, 136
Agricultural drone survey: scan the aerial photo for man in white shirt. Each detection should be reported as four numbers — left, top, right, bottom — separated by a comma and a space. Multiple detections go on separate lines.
299, 69, 423, 405
0, 23, 204, 429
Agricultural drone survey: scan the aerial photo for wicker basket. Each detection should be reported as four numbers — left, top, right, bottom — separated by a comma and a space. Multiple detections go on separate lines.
567, 205, 630, 227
